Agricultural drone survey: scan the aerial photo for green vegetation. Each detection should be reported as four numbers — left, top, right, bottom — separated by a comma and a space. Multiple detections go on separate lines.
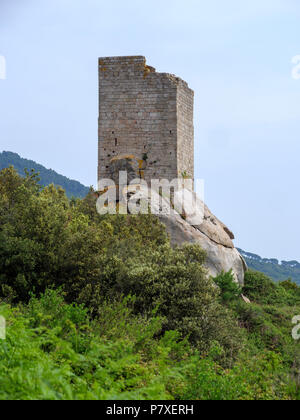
0, 167, 300, 400
214, 270, 242, 303
0, 151, 89, 198
0, 289, 292, 401
238, 248, 300, 285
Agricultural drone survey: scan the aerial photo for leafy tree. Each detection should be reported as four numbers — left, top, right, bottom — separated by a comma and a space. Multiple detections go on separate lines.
1, 167, 300, 400
0, 167, 243, 358
214, 270, 242, 303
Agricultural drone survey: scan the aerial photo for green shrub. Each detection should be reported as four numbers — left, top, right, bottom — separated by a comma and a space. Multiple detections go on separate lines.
214, 270, 242, 303
1, 168, 300, 400
0, 290, 188, 400
243, 270, 300, 306
0, 168, 243, 358
175, 351, 290, 400
0, 291, 295, 400
0, 168, 167, 304
280, 279, 300, 292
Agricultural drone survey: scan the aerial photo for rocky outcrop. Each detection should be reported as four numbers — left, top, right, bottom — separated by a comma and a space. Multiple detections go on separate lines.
121, 183, 247, 285
99, 155, 247, 286
159, 211, 246, 286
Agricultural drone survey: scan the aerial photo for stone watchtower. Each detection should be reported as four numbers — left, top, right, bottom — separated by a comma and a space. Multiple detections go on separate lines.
97, 56, 246, 285
98, 56, 194, 185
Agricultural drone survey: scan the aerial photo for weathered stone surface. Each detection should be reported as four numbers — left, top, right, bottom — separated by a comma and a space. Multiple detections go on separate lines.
173, 189, 234, 248
159, 209, 246, 286
195, 204, 235, 249
120, 184, 246, 286
98, 56, 194, 185
173, 188, 204, 226
109, 155, 141, 185
98, 56, 246, 285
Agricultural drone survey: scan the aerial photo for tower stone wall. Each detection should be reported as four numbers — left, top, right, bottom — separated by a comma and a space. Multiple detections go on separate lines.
98, 56, 194, 185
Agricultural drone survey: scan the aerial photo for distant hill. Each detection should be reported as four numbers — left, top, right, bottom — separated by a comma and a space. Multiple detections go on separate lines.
0, 151, 90, 198
238, 248, 300, 285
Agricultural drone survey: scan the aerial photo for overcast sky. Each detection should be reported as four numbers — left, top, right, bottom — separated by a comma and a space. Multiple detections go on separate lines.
0, 0, 300, 260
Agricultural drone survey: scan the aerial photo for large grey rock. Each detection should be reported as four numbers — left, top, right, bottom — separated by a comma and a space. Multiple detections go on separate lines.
121, 184, 246, 285
160, 211, 246, 286
173, 189, 234, 248
102, 155, 246, 285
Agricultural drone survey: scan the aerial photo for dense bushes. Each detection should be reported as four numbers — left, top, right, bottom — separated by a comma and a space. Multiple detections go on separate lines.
0, 167, 242, 358
233, 270, 300, 372
0, 167, 168, 303
243, 270, 300, 306
214, 270, 242, 303
0, 290, 294, 400
0, 290, 179, 400
1, 167, 300, 400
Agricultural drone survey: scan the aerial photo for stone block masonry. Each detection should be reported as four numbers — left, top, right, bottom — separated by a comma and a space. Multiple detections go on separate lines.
98, 56, 194, 185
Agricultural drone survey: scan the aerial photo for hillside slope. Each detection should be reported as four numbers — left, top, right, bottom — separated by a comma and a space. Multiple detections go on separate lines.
2, 151, 298, 285
1, 167, 300, 400
238, 248, 300, 285
0, 151, 89, 198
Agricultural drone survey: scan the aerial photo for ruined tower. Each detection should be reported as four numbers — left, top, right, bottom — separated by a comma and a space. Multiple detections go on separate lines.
98, 56, 194, 185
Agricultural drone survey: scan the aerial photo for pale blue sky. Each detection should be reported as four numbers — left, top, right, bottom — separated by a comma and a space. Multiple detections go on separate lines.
0, 0, 300, 260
